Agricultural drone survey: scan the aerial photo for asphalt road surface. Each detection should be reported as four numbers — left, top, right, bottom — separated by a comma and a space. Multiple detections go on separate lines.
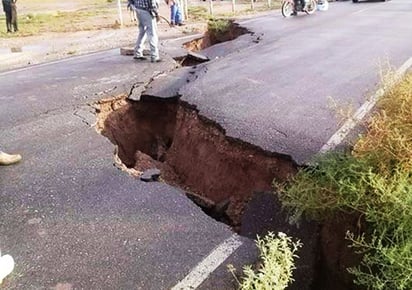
1, 0, 412, 289
177, 0, 412, 164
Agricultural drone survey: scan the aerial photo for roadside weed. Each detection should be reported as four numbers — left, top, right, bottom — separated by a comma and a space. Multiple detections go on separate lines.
207, 18, 232, 35
276, 74, 412, 289
354, 74, 412, 173
229, 232, 301, 290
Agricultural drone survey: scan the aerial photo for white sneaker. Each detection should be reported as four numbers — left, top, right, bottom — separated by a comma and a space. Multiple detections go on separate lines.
0, 254, 14, 284
0, 151, 22, 165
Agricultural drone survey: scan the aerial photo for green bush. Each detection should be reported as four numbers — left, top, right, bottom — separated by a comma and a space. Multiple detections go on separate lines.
275, 152, 374, 223
207, 18, 231, 35
229, 232, 302, 290
276, 74, 412, 289
277, 153, 412, 289
347, 228, 412, 290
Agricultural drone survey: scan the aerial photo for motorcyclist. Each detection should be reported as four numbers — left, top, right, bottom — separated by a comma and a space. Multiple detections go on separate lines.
292, 0, 306, 15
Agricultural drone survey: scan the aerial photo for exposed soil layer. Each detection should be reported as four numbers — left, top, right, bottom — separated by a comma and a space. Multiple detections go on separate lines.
96, 96, 178, 168
97, 95, 297, 227
178, 20, 250, 66
184, 21, 249, 51
167, 103, 297, 226
314, 213, 364, 290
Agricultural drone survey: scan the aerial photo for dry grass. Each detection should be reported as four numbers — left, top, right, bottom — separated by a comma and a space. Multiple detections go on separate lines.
0, 0, 127, 37
276, 73, 412, 290
0, 0, 281, 37
354, 74, 412, 173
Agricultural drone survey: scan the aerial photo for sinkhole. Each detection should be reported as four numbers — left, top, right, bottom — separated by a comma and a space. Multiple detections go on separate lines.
92, 18, 363, 289
175, 19, 250, 67
95, 95, 297, 229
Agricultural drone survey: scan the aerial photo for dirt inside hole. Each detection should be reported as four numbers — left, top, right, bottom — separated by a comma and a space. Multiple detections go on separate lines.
184, 20, 249, 51
96, 96, 297, 228
176, 20, 250, 66
96, 96, 178, 168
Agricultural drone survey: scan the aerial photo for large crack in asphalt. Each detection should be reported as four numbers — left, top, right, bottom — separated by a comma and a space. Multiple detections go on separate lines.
90, 20, 362, 290
93, 21, 298, 230
93, 92, 325, 290
95, 94, 298, 230
89, 21, 352, 290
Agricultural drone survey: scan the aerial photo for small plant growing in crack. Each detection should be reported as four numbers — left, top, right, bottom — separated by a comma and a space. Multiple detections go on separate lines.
228, 232, 301, 290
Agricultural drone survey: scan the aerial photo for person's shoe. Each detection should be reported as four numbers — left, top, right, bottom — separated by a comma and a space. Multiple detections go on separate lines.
0, 254, 14, 284
0, 152, 22, 166
151, 58, 162, 63
133, 55, 147, 60
177, 22, 185, 26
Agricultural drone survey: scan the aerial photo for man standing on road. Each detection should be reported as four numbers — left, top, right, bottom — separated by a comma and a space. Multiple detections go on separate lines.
128, 0, 161, 63
0, 149, 21, 165
2, 0, 18, 33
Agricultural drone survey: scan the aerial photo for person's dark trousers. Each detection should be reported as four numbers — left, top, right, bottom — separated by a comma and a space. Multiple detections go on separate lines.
4, 6, 12, 32
293, 0, 306, 10
11, 2, 17, 32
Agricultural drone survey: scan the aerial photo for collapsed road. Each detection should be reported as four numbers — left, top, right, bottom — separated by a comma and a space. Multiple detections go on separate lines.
1, 0, 412, 289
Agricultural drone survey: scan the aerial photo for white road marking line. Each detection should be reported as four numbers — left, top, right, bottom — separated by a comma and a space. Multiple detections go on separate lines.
171, 234, 243, 290
319, 56, 412, 153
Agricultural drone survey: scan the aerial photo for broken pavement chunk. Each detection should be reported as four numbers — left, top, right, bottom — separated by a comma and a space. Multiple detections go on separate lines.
186, 51, 210, 63
140, 168, 161, 182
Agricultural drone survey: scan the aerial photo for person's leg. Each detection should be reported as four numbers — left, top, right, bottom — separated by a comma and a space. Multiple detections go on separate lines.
134, 9, 148, 58
291, 0, 298, 14
175, 5, 183, 25
11, 2, 17, 32
5, 9, 12, 32
143, 10, 159, 62
179, 4, 184, 22
0, 150, 22, 165
170, 4, 177, 26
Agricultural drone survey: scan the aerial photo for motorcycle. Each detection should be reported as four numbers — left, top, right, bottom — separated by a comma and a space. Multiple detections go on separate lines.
281, 0, 317, 17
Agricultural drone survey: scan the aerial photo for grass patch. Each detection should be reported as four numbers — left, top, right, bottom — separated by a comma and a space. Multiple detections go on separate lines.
0, 4, 118, 37
354, 75, 412, 173
229, 232, 302, 290
276, 73, 412, 289
207, 18, 232, 35
17, 0, 108, 7
188, 0, 281, 23
188, 6, 210, 22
